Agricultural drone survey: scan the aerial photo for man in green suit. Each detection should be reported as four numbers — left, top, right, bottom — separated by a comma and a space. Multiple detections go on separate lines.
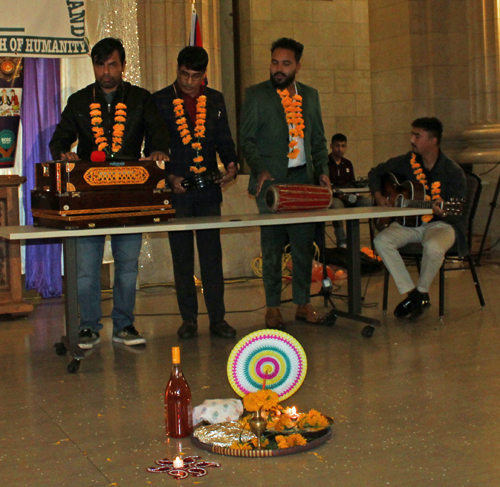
240, 37, 331, 330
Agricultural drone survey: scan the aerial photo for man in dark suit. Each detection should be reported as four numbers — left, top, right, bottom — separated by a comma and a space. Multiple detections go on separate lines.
150, 46, 237, 339
240, 38, 331, 330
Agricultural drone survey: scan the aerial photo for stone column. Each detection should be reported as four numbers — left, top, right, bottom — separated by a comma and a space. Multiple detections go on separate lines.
460, 0, 500, 163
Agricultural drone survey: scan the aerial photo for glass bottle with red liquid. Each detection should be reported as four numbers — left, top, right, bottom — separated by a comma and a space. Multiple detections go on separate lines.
165, 346, 193, 438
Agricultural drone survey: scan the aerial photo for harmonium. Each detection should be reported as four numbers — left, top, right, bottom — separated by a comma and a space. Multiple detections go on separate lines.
31, 160, 175, 230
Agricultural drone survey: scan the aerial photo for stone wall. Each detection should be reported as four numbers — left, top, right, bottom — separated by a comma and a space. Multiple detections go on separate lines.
369, 0, 469, 163
239, 0, 374, 178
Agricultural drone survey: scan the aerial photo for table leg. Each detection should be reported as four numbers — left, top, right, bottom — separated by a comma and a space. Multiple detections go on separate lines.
329, 219, 380, 334
61, 237, 84, 369
346, 220, 361, 314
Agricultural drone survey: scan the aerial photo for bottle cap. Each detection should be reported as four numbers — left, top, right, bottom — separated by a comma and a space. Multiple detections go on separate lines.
172, 346, 180, 364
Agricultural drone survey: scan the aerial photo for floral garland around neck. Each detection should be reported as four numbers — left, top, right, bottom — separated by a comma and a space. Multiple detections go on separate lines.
90, 101, 127, 156
277, 89, 304, 159
173, 95, 207, 174
410, 153, 441, 223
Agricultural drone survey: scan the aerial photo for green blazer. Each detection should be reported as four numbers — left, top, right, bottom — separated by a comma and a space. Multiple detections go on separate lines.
240, 80, 329, 196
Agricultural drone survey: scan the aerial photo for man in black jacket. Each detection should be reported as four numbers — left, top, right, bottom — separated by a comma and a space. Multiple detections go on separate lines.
150, 46, 237, 339
368, 117, 466, 319
50, 37, 169, 349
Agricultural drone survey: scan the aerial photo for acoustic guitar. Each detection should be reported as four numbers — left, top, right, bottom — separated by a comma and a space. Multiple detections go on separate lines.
374, 173, 464, 230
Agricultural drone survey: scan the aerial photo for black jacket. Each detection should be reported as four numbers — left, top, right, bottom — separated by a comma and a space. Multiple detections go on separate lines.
149, 84, 237, 206
50, 81, 170, 160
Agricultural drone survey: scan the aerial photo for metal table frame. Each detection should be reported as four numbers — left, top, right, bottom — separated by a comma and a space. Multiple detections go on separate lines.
0, 206, 431, 372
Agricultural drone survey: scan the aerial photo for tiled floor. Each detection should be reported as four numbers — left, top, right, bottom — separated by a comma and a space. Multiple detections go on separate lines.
1, 257, 500, 486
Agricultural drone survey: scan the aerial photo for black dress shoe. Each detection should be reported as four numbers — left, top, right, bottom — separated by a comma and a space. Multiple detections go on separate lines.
409, 293, 431, 320
210, 320, 237, 338
177, 320, 198, 339
394, 296, 417, 318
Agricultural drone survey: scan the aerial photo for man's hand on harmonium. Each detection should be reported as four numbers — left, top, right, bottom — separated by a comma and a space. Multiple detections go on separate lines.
60, 152, 79, 161
141, 151, 169, 162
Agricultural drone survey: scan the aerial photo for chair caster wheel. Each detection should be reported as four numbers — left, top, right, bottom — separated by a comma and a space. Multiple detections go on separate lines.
361, 326, 374, 338
67, 359, 80, 374
54, 342, 67, 356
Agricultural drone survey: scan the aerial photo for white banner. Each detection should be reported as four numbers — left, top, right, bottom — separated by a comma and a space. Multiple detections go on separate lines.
0, 0, 88, 58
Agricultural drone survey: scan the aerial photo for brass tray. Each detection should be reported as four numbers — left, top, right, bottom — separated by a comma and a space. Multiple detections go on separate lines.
191, 425, 332, 457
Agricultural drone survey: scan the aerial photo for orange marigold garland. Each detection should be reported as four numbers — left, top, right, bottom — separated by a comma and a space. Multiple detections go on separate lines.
277, 89, 304, 159
173, 95, 207, 174
90, 101, 127, 156
409, 153, 441, 223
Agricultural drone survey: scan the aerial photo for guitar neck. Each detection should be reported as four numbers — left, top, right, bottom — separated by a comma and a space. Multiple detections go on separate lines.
404, 200, 438, 209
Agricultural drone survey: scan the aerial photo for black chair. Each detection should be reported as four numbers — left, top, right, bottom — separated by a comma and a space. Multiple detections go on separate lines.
382, 171, 485, 318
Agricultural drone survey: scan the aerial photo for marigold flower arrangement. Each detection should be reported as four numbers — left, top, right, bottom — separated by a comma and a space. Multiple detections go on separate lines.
265, 408, 330, 432
275, 434, 307, 449
229, 393, 331, 451
230, 437, 270, 450
242, 389, 279, 412
410, 153, 441, 223
277, 89, 304, 159
296, 409, 330, 429
90, 102, 127, 156
173, 95, 207, 174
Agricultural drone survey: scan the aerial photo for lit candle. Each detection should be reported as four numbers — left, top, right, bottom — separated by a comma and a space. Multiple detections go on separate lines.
173, 456, 184, 469
287, 406, 299, 420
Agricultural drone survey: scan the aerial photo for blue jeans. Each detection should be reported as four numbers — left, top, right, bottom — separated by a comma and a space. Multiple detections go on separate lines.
76, 233, 142, 333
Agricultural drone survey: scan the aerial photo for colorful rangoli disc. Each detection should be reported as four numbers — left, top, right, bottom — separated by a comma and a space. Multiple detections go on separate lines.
227, 330, 307, 401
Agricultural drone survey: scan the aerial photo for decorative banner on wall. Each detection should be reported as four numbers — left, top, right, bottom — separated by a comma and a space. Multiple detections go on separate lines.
0, 58, 23, 167
0, 0, 88, 58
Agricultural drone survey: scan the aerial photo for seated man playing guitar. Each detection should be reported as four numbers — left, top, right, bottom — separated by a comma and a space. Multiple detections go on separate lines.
368, 117, 467, 319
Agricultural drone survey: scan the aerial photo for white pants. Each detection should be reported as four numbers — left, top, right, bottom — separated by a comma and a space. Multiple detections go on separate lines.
374, 221, 456, 295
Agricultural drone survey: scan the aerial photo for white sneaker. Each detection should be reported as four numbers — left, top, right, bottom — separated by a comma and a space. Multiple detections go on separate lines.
112, 325, 146, 346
